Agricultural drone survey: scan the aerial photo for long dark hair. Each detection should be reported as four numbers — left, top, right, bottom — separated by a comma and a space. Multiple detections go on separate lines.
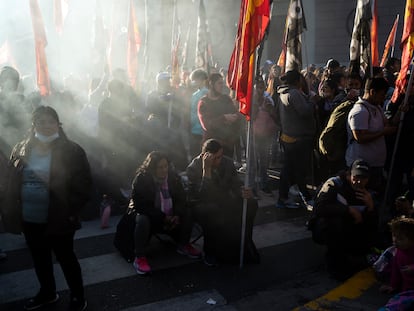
31, 105, 67, 139
136, 151, 169, 176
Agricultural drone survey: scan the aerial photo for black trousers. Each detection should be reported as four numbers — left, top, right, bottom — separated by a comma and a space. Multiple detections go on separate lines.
193, 198, 258, 263
23, 222, 84, 300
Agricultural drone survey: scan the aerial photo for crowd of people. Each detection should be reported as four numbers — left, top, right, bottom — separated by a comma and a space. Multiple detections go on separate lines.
0, 54, 414, 309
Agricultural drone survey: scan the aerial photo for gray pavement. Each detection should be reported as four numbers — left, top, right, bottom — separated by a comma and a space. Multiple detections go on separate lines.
0, 187, 393, 310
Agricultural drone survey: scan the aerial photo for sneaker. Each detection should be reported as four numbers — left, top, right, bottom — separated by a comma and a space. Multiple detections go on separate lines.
276, 198, 300, 209
203, 254, 218, 267
69, 297, 87, 311
177, 244, 202, 259
133, 257, 151, 275
24, 293, 59, 310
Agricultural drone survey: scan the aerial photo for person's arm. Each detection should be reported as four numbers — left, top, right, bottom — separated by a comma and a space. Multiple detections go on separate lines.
314, 178, 349, 217
68, 143, 93, 214
131, 174, 165, 222
350, 106, 396, 143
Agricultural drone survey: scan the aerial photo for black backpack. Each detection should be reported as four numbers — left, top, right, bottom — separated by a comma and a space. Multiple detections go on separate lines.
113, 207, 137, 262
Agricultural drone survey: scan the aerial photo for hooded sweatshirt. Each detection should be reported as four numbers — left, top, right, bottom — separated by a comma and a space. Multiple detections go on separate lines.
277, 85, 316, 139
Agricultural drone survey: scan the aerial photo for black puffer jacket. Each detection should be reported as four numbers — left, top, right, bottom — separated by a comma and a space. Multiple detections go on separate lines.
11, 135, 92, 234
129, 170, 187, 231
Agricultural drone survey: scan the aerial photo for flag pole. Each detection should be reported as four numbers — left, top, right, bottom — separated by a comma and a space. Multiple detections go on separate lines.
380, 54, 414, 228
240, 48, 258, 269
391, 14, 400, 58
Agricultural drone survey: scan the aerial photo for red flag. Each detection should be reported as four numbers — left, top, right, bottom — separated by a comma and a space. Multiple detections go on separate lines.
29, 0, 50, 97
380, 15, 400, 67
227, 0, 271, 119
371, 0, 379, 66
127, 0, 141, 87
391, 0, 414, 103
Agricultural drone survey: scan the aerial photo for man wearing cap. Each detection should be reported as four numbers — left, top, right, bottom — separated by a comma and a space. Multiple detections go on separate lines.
309, 159, 377, 280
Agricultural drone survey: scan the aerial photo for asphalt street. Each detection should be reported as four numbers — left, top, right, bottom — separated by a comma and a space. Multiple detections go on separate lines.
0, 174, 393, 310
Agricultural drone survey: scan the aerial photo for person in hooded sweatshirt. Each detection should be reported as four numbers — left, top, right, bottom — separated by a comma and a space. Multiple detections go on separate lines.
275, 69, 317, 208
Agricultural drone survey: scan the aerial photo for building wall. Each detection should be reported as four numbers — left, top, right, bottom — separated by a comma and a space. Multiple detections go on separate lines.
266, 0, 406, 68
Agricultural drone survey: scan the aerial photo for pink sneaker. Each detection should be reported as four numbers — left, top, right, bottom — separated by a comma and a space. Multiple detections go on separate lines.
133, 257, 151, 275
177, 243, 202, 259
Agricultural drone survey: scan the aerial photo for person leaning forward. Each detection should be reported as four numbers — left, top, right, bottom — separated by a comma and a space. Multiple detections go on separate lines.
186, 138, 260, 266
309, 159, 378, 281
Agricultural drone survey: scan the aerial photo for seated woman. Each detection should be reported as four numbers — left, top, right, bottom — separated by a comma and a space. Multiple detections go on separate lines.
129, 151, 200, 275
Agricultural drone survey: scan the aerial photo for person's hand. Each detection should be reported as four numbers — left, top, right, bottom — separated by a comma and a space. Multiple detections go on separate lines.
349, 206, 363, 224
241, 186, 254, 199
164, 215, 180, 230
202, 152, 215, 175
379, 284, 394, 294
346, 88, 360, 100
354, 188, 374, 212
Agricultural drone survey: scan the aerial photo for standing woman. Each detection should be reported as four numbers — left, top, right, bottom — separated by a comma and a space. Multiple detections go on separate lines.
10, 106, 92, 311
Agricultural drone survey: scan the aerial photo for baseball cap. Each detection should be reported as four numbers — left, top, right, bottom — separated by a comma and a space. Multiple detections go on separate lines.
351, 159, 370, 177
325, 58, 340, 70
156, 72, 171, 81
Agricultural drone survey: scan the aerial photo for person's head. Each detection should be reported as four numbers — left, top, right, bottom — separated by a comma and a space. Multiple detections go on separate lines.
270, 64, 282, 79
320, 79, 338, 99
350, 159, 370, 191
201, 138, 224, 168
208, 73, 224, 96
32, 105, 62, 142
254, 76, 266, 94
395, 195, 413, 216
0, 66, 20, 94
190, 69, 208, 89
107, 79, 125, 98
280, 69, 302, 86
329, 72, 346, 89
156, 72, 171, 93
346, 72, 363, 92
390, 217, 414, 250
385, 57, 401, 74
325, 58, 341, 75
138, 151, 169, 181
363, 77, 389, 106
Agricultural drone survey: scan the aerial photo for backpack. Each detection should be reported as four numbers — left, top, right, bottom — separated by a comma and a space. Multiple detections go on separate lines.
318, 100, 368, 162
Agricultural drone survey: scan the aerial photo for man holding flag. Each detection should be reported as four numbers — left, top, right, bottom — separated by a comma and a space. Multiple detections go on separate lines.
227, 0, 270, 267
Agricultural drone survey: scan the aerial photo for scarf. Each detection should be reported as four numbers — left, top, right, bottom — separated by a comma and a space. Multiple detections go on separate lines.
159, 176, 173, 216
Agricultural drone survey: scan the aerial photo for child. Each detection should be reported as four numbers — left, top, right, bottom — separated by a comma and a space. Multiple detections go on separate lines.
379, 217, 414, 311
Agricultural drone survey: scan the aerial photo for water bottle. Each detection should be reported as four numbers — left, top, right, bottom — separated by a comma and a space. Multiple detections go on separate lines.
100, 194, 111, 229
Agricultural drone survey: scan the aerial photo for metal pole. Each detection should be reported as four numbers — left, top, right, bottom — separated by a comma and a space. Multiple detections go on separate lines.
240, 50, 257, 269
380, 56, 414, 227
390, 14, 399, 58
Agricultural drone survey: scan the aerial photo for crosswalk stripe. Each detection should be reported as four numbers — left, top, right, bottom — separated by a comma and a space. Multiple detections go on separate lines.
0, 214, 311, 305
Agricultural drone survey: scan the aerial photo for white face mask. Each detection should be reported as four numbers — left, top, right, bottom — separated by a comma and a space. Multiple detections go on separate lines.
34, 132, 59, 143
